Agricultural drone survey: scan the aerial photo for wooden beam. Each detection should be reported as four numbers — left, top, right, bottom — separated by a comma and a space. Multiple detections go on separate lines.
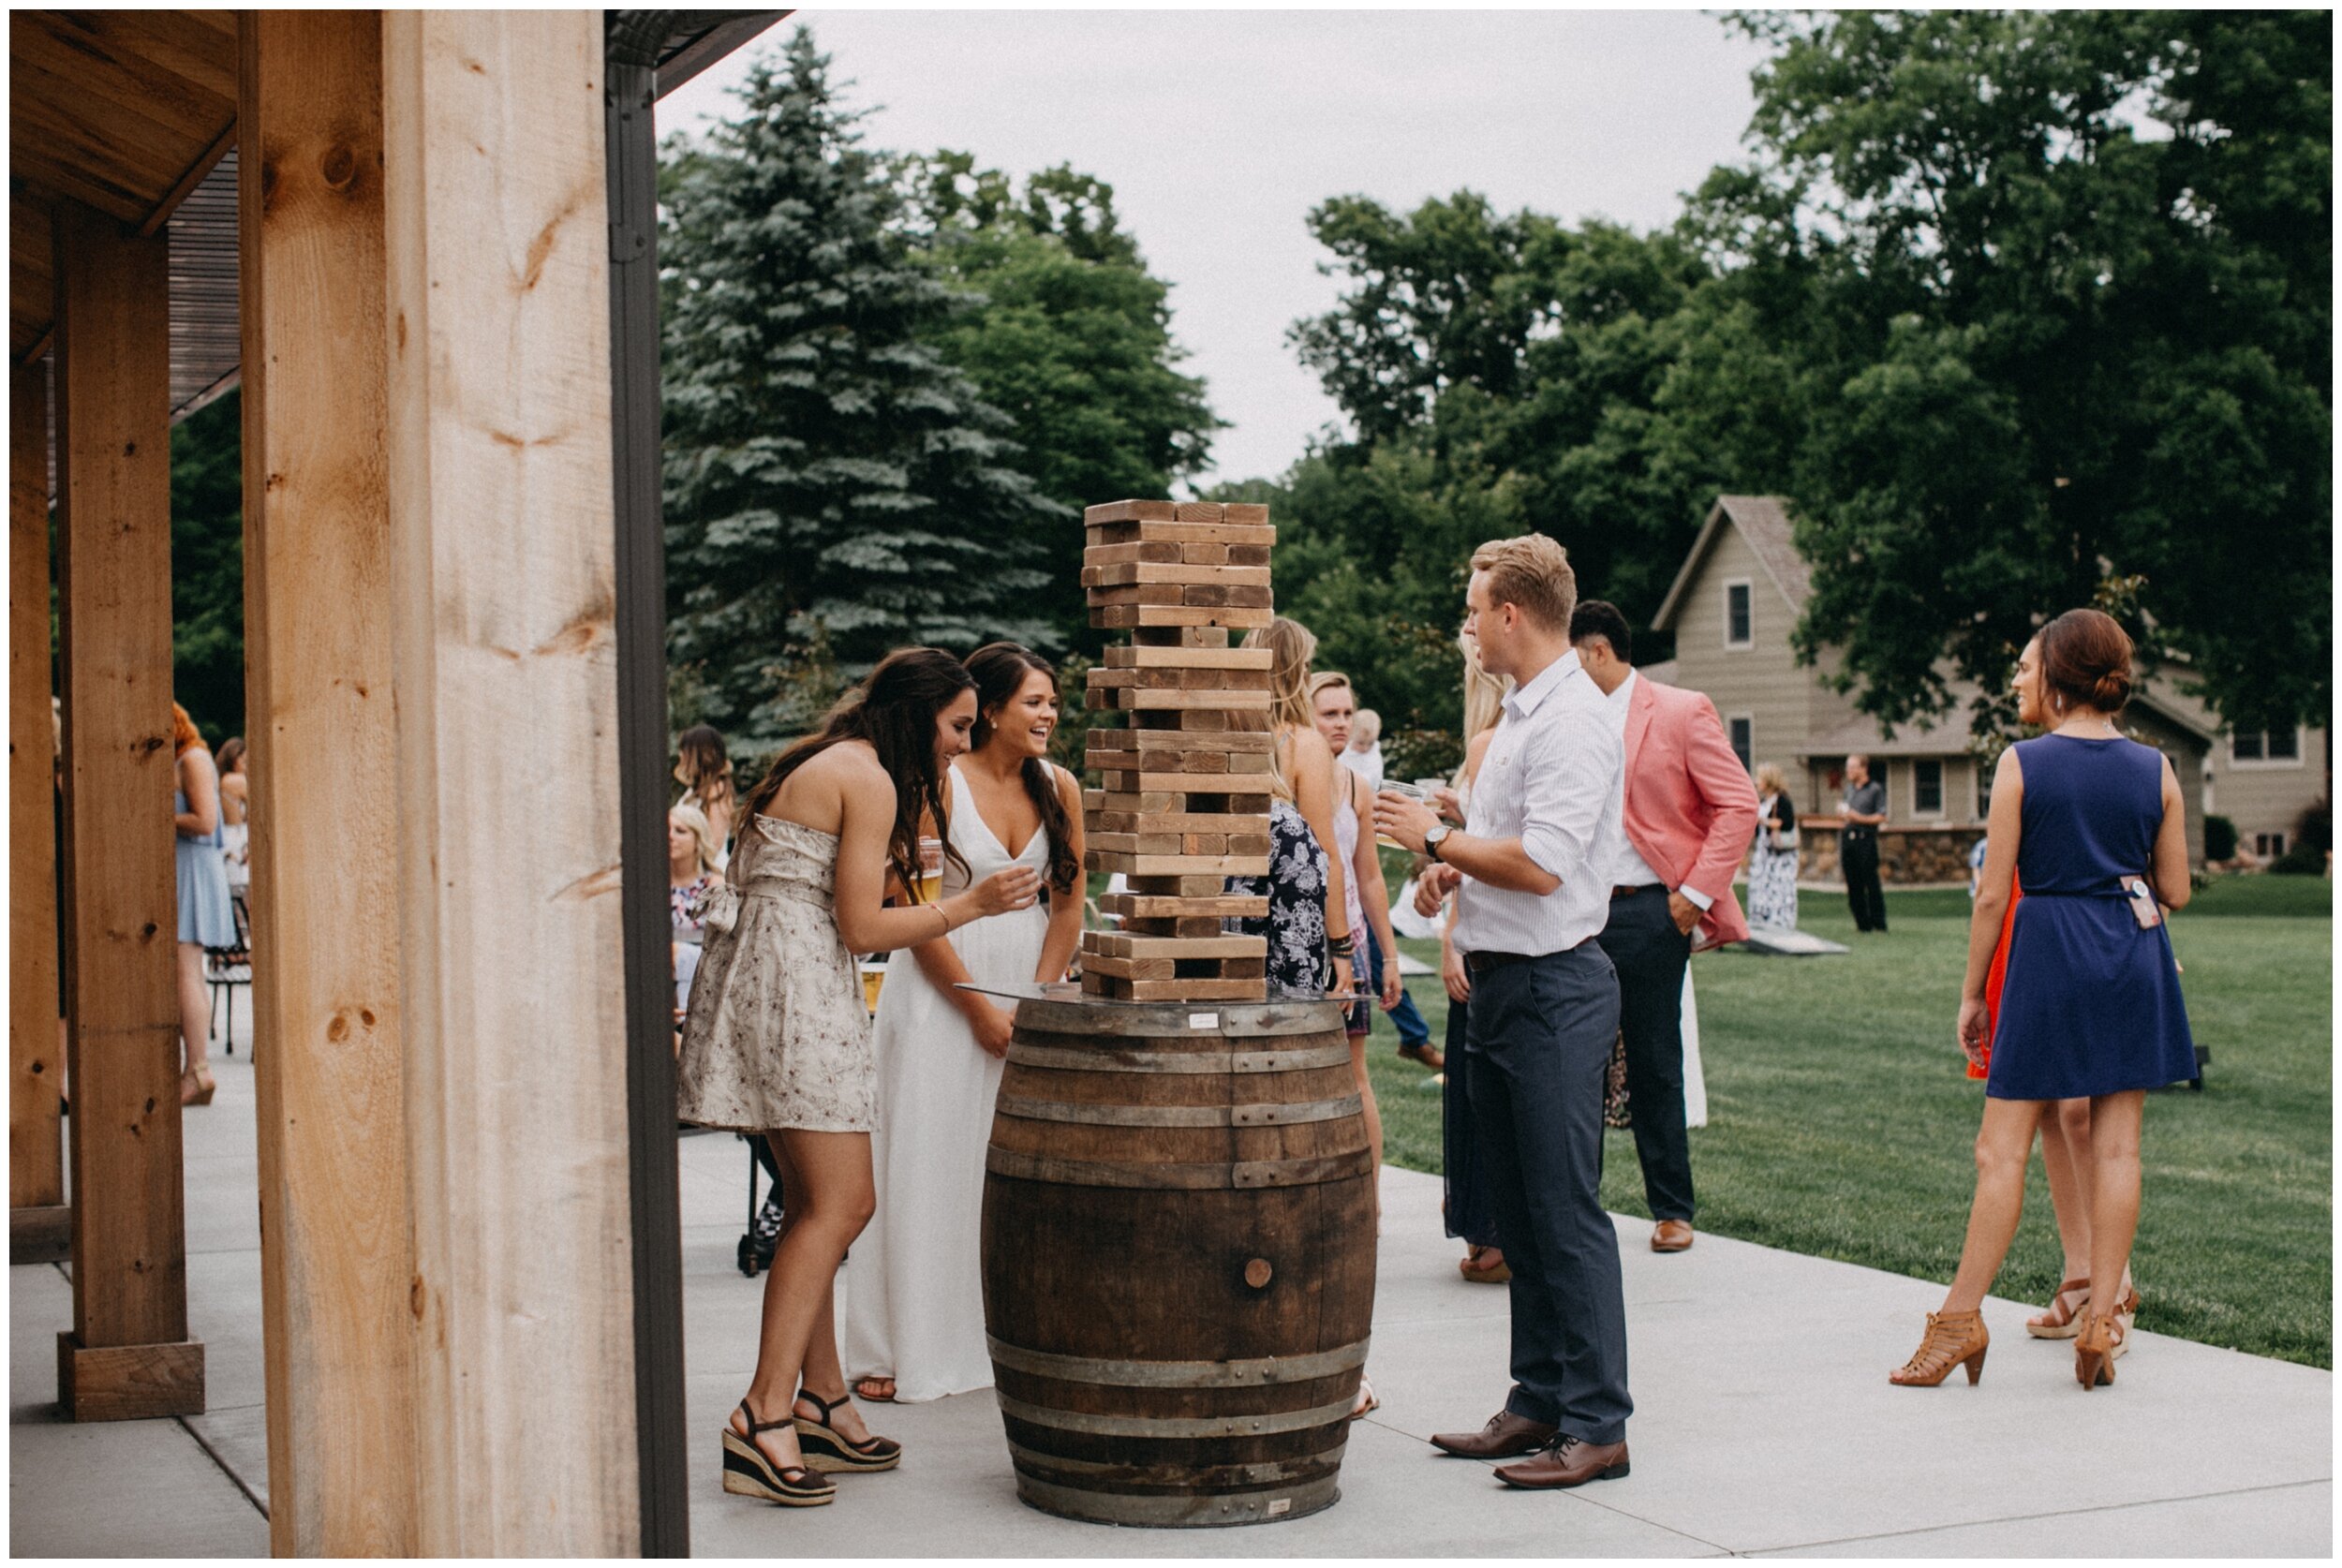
140, 119, 239, 241
238, 13, 411, 1553
50, 200, 202, 1420
9, 355, 67, 1264
381, 12, 639, 1552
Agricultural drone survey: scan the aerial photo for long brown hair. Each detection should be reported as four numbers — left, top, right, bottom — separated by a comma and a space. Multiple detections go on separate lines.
1238, 615, 1318, 804
739, 648, 975, 900
965, 643, 1080, 894
674, 724, 734, 806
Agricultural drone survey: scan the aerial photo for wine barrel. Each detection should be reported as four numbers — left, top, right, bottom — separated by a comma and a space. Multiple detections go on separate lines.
981, 994, 1375, 1528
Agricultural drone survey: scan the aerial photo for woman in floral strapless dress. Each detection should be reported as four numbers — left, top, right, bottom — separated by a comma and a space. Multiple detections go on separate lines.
677, 649, 1041, 1511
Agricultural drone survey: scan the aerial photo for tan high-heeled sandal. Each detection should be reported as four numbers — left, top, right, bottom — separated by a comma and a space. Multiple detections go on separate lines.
1890, 1309, 1989, 1387
2075, 1311, 2127, 1389
2025, 1277, 2091, 1339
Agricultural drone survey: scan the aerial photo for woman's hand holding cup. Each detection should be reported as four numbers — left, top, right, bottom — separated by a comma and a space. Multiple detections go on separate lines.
968, 865, 1042, 918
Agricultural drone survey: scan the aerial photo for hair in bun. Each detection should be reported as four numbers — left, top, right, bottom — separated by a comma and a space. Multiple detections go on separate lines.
2038, 608, 2133, 717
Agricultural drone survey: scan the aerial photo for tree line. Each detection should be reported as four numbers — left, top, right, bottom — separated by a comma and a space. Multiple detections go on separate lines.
157, 13, 2326, 766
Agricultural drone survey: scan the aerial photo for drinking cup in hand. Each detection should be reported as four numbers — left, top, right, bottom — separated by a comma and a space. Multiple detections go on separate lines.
916, 836, 946, 905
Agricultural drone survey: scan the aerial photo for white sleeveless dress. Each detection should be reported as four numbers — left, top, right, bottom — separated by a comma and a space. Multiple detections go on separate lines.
843, 764, 1058, 1401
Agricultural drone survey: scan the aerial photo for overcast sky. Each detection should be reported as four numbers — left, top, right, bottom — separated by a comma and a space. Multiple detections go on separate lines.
661, 10, 1771, 488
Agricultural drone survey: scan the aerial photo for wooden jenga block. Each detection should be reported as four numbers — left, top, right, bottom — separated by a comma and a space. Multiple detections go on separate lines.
1222, 503, 1269, 525
1083, 540, 1184, 567
1092, 604, 1274, 630
1085, 498, 1178, 524
1174, 501, 1225, 522
1132, 625, 1232, 649
1086, 563, 1270, 589
1088, 519, 1274, 547
1084, 849, 1270, 878
1101, 645, 1275, 672
1086, 933, 1265, 962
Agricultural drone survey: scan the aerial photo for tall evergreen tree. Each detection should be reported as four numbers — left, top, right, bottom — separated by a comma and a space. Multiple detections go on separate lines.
660, 30, 1061, 741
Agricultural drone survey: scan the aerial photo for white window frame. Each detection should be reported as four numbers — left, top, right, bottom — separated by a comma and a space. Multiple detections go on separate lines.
1912, 758, 1947, 819
2230, 727, 2306, 770
1722, 577, 1754, 650
2255, 831, 2289, 857
1727, 713, 1754, 775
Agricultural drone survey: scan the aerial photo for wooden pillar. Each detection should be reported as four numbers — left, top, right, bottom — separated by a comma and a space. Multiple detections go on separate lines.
50, 200, 203, 1421
381, 12, 639, 1552
239, 12, 414, 1553
10, 355, 69, 1265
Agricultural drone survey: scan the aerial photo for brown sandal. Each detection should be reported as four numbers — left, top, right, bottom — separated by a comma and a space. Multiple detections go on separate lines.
2075, 1312, 2127, 1389
1890, 1309, 1989, 1387
1459, 1245, 1511, 1284
2025, 1277, 2091, 1339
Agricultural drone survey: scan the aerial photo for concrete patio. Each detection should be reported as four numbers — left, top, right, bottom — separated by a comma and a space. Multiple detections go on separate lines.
11, 1018, 2331, 1558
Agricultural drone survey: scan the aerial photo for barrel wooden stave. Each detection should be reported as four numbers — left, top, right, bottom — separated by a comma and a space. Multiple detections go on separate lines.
981, 998, 1374, 1527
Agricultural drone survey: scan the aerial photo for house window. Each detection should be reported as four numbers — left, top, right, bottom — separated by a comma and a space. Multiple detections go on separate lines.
1914, 760, 1944, 816
2231, 729, 2303, 766
1724, 580, 1753, 648
2256, 832, 2288, 858
1727, 715, 1753, 773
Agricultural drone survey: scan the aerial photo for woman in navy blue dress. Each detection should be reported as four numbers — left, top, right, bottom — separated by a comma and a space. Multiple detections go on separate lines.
1892, 610, 2195, 1393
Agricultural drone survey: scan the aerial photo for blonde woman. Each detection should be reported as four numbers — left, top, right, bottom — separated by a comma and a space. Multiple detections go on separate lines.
1748, 764, 1800, 930
1225, 618, 1354, 1001
1438, 627, 1511, 1282
669, 801, 727, 947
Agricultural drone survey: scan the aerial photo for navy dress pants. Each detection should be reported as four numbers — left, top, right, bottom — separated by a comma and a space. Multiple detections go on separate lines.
1465, 943, 1632, 1445
1595, 886, 1697, 1224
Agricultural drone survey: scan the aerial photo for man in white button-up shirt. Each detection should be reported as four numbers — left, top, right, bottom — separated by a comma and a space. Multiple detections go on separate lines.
1375, 534, 1633, 1491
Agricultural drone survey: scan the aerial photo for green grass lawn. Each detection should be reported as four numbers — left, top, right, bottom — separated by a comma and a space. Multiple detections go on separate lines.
1359, 872, 2334, 1368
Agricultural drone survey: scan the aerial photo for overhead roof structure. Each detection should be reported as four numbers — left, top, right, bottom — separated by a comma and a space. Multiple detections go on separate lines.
11, 9, 785, 422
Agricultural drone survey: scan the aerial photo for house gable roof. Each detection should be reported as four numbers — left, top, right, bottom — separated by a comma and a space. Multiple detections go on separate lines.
1651, 496, 1810, 632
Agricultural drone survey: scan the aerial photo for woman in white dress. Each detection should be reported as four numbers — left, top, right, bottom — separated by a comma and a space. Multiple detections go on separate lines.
846, 644, 1084, 1404
677, 649, 1042, 1509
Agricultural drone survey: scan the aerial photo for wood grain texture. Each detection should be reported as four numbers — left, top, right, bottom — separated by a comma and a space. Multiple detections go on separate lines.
51, 200, 192, 1372
238, 13, 414, 1553
56, 1332, 203, 1422
9, 357, 64, 1214
381, 12, 640, 1553
980, 1001, 1373, 1522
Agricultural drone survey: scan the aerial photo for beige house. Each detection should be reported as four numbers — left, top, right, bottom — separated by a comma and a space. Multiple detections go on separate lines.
1644, 496, 2323, 880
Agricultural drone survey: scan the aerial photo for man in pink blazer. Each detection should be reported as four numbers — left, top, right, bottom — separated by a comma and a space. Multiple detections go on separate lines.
1569, 601, 1760, 1252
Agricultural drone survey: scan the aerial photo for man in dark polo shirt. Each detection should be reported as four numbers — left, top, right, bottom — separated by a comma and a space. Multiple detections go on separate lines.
1841, 754, 1889, 933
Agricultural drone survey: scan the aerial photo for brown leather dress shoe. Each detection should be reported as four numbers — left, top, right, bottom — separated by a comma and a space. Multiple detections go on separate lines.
1494, 1435, 1631, 1489
1429, 1409, 1557, 1458
1651, 1219, 1694, 1252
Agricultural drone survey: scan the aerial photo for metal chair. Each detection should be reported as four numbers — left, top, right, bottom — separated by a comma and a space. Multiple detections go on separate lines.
205, 890, 252, 1055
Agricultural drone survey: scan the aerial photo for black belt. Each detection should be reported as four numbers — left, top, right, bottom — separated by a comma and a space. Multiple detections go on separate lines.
1609, 883, 1662, 900
1465, 944, 1591, 977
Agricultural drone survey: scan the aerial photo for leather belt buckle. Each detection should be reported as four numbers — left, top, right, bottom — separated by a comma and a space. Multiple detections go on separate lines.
1609, 883, 1659, 900
1465, 950, 1532, 978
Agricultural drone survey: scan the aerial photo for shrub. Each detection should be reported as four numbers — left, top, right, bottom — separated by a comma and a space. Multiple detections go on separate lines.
2204, 814, 2238, 863
2268, 843, 2327, 877
2292, 797, 2330, 855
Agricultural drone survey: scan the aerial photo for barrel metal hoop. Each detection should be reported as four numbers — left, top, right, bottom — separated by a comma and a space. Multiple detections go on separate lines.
1014, 1470, 1341, 1528
1006, 1437, 1346, 1485
1005, 1042, 1353, 1075
1012, 997, 1348, 1039
996, 1389, 1357, 1439
987, 1336, 1369, 1388
985, 1148, 1374, 1190
996, 1094, 1363, 1129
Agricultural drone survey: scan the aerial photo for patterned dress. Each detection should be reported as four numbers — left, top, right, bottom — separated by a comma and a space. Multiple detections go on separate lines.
675, 815, 876, 1133
1747, 791, 1801, 930
1224, 798, 1330, 998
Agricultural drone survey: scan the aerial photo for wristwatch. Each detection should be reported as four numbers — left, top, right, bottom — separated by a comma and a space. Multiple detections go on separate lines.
1424, 824, 1452, 863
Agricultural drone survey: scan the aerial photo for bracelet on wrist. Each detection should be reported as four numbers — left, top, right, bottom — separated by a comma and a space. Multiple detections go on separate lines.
1327, 933, 1356, 956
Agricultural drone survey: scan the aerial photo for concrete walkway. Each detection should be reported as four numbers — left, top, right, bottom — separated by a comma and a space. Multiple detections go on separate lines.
12, 1022, 2330, 1557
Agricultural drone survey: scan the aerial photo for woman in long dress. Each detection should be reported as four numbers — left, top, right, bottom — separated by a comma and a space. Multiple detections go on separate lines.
1747, 764, 1800, 930
1890, 610, 2193, 1391
677, 649, 1042, 1509
845, 643, 1084, 1404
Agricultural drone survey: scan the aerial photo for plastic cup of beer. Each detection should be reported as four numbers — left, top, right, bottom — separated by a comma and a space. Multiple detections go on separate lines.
916, 836, 945, 906
1416, 777, 1456, 822
1374, 780, 1425, 850
859, 960, 886, 1014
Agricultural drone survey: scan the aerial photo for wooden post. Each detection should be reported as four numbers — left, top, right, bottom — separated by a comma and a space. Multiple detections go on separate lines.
50, 200, 203, 1421
9, 356, 69, 1265
239, 12, 414, 1552
381, 12, 639, 1552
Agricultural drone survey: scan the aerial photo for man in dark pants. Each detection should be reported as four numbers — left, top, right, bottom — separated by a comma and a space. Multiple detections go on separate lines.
1842, 753, 1889, 932
1571, 601, 1759, 1254
1380, 534, 1633, 1490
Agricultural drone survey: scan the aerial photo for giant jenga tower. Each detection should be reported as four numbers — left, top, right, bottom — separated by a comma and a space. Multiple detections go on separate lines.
1078, 500, 1277, 1001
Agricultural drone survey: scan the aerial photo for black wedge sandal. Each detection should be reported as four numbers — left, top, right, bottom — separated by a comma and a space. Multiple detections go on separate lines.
793, 1389, 903, 1473
721, 1398, 837, 1505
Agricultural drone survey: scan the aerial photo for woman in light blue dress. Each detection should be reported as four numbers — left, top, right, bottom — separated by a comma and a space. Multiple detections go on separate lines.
173, 704, 236, 1105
